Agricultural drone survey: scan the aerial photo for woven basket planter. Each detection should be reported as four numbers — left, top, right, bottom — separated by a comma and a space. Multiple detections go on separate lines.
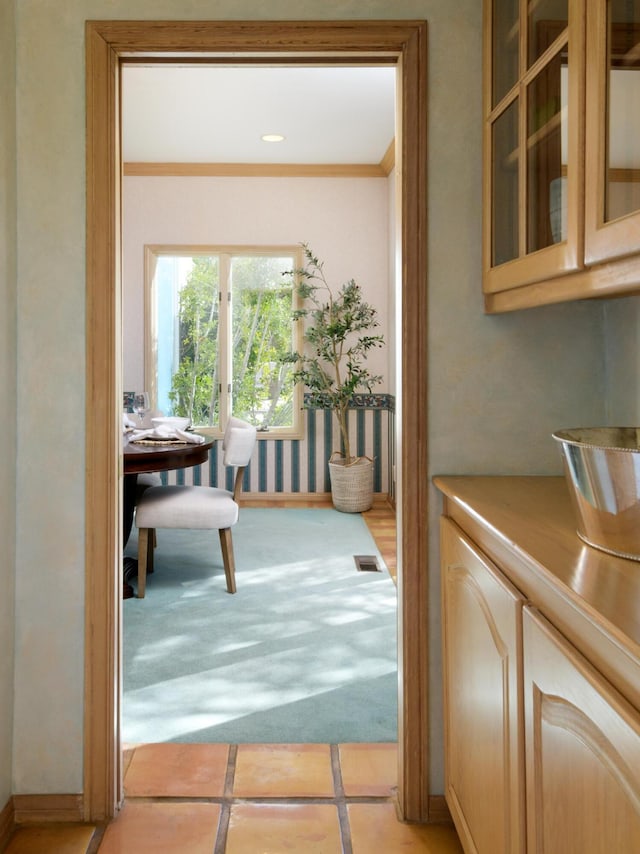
328, 454, 374, 513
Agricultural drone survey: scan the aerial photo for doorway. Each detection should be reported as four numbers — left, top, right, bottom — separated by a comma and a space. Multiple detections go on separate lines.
120, 60, 398, 744
85, 19, 428, 824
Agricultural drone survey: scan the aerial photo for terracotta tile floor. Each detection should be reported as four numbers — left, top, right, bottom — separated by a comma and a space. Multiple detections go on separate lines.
8, 504, 458, 851
6, 743, 463, 853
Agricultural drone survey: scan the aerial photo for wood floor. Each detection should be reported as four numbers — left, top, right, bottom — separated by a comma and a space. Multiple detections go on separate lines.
361, 501, 397, 583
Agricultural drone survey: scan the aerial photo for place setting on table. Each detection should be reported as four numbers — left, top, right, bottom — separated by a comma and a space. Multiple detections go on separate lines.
124, 413, 207, 447
122, 392, 214, 598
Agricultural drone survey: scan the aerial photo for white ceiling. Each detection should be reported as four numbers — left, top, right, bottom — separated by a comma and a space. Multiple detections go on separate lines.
121, 65, 396, 165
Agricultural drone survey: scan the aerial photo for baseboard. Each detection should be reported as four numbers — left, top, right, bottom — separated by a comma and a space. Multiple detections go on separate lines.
390, 793, 454, 827
0, 798, 14, 850
371, 494, 395, 511
12, 793, 84, 824
239, 491, 333, 505
428, 794, 453, 824
239, 491, 392, 507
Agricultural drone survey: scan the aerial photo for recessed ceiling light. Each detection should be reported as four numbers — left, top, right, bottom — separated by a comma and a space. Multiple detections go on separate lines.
261, 133, 286, 143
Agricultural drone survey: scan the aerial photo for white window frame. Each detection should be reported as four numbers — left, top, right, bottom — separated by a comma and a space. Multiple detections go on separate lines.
144, 244, 304, 438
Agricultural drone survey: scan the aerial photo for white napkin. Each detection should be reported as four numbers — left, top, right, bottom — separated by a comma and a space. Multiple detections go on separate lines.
123, 412, 136, 431
130, 426, 205, 445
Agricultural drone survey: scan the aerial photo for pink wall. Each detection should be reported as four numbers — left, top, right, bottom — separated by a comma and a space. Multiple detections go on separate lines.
121, 174, 395, 496
122, 174, 392, 391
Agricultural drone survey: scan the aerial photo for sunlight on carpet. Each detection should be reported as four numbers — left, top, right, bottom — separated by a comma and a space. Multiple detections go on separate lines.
123, 507, 397, 744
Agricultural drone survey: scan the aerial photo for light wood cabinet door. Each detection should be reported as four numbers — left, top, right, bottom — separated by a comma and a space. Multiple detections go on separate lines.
441, 518, 526, 854
483, 0, 585, 296
584, 0, 640, 266
483, 0, 640, 311
523, 607, 640, 853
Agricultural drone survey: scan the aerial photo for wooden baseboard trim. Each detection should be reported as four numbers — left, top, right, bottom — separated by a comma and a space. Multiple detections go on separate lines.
391, 794, 453, 827
0, 798, 14, 849
428, 795, 453, 824
239, 491, 332, 505
239, 491, 392, 507
370, 494, 396, 511
12, 793, 84, 824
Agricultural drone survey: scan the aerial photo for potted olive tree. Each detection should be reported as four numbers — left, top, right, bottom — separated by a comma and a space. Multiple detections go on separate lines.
283, 244, 385, 512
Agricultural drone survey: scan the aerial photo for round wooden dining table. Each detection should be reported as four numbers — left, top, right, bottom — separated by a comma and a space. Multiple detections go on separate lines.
122, 433, 214, 598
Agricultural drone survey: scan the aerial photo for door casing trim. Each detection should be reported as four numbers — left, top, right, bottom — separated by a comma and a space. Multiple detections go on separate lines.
85, 18, 429, 822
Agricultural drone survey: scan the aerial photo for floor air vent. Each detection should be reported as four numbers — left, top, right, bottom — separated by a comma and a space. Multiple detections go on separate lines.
354, 555, 381, 572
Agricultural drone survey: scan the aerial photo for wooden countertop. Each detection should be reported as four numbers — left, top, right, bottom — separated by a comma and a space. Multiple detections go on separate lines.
434, 476, 640, 703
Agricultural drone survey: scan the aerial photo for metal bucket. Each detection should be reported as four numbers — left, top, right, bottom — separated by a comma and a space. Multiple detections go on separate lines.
552, 427, 640, 561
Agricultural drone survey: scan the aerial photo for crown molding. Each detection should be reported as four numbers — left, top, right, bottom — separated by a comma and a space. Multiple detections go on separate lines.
123, 159, 393, 178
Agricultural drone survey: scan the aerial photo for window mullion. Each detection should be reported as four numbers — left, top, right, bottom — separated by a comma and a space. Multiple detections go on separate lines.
218, 253, 232, 429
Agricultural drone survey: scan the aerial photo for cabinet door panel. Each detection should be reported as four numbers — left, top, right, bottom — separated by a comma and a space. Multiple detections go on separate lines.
441, 518, 526, 854
483, 0, 584, 296
491, 0, 519, 107
585, 0, 640, 265
523, 607, 640, 853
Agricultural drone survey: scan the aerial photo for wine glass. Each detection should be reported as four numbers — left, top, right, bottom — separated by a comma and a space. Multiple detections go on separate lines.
133, 391, 150, 426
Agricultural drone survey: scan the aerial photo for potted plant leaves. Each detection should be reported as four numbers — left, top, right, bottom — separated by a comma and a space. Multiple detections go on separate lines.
283, 244, 385, 512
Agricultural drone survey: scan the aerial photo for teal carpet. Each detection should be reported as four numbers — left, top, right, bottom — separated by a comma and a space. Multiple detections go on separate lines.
123, 507, 397, 744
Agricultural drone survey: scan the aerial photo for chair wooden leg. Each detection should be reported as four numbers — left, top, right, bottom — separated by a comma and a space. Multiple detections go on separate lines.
137, 528, 150, 598
148, 528, 155, 574
219, 528, 237, 594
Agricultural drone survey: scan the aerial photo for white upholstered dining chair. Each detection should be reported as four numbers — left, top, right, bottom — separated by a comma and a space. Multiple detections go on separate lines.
134, 417, 257, 598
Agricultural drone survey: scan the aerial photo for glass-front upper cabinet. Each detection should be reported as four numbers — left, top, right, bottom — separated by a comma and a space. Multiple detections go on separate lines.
484, 0, 585, 296
491, 0, 519, 107
585, 0, 640, 265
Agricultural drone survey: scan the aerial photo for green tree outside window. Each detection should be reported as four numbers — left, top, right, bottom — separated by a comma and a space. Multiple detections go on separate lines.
151, 249, 300, 433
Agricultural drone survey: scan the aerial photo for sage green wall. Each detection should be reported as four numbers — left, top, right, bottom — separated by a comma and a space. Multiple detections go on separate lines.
0, 0, 17, 812
604, 297, 640, 424
11, 0, 612, 798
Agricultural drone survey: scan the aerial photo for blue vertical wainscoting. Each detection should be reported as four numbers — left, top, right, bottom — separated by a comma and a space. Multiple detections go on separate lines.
160, 394, 396, 501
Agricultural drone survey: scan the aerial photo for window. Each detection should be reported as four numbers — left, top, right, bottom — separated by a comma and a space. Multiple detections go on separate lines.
145, 245, 303, 436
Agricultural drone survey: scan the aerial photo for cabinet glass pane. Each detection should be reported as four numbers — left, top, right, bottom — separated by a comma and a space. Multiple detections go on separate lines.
527, 1, 568, 67
492, 0, 519, 106
527, 50, 567, 252
492, 99, 519, 266
606, 0, 640, 222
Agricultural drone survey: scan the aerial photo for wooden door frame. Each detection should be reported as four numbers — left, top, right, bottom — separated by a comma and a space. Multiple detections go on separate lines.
85, 19, 428, 822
